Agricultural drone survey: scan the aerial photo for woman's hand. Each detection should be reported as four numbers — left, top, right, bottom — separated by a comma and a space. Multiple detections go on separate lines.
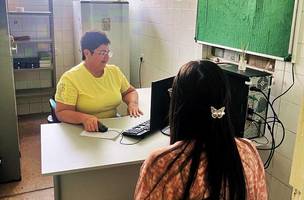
122, 86, 143, 117
56, 102, 99, 132
128, 102, 143, 117
82, 115, 99, 132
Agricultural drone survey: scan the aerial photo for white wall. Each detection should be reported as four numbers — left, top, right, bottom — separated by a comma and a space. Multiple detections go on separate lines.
128, 0, 202, 87
128, 0, 304, 200
53, 0, 75, 83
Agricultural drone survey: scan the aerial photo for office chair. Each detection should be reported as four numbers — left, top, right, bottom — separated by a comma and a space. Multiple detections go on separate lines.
47, 98, 60, 123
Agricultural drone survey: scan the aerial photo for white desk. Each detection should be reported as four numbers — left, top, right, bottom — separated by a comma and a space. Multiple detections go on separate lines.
41, 88, 170, 200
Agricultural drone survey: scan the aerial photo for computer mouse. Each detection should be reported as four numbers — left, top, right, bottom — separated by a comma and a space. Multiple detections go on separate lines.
98, 122, 108, 132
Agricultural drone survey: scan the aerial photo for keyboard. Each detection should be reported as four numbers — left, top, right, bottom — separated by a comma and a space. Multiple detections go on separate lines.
122, 120, 150, 137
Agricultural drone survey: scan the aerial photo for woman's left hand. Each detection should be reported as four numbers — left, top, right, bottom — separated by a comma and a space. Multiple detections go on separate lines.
128, 103, 143, 117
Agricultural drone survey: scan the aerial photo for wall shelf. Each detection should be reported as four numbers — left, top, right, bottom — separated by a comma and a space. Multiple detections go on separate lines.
14, 39, 52, 44
8, 11, 52, 15
14, 66, 53, 72
16, 87, 55, 98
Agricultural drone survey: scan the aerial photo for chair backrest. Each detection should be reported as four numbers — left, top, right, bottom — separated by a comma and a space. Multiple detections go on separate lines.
48, 98, 60, 123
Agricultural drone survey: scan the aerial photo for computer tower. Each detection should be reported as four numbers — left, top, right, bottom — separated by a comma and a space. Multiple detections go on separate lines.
219, 64, 272, 138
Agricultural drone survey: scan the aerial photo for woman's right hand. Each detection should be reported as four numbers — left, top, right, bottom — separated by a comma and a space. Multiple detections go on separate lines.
82, 115, 99, 132
55, 102, 100, 132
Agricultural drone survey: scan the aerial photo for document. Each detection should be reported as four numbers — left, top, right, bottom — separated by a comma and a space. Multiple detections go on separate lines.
80, 128, 122, 140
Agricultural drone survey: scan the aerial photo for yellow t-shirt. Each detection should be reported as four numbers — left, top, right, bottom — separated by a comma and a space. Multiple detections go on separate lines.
55, 63, 130, 118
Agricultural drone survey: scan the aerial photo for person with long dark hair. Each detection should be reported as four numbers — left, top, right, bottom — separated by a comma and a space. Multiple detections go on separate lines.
134, 60, 267, 200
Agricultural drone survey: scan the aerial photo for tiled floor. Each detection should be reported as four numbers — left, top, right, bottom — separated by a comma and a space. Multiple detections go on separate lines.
0, 114, 54, 200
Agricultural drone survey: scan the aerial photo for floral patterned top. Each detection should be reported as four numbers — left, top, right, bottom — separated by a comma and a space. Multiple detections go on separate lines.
134, 138, 267, 200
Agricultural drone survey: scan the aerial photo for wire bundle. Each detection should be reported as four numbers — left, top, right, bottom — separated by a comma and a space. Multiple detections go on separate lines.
250, 63, 295, 169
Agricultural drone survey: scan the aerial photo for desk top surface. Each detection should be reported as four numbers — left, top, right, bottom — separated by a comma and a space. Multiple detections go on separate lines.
41, 88, 170, 176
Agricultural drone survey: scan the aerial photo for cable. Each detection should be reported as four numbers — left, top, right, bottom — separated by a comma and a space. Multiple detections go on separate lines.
249, 94, 275, 168
251, 135, 270, 146
250, 88, 285, 140
160, 126, 170, 136
249, 84, 292, 168
250, 87, 278, 118
119, 134, 142, 145
249, 88, 280, 168
271, 63, 295, 107
264, 63, 294, 168
106, 130, 123, 141
139, 56, 143, 88
245, 120, 262, 139
257, 119, 285, 150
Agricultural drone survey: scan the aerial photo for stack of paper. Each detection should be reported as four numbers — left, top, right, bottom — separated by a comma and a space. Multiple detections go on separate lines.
39, 60, 51, 68
38, 51, 52, 68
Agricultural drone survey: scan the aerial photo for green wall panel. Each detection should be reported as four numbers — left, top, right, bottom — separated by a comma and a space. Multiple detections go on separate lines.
195, 0, 295, 58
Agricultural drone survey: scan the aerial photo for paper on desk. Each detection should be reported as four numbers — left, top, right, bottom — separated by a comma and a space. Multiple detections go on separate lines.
80, 128, 122, 140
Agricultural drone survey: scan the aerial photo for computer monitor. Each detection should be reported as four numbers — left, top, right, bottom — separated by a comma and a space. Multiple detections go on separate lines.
122, 76, 175, 138
150, 76, 175, 132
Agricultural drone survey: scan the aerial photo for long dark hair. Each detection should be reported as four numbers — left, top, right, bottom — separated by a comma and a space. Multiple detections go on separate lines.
169, 60, 246, 199
147, 60, 246, 200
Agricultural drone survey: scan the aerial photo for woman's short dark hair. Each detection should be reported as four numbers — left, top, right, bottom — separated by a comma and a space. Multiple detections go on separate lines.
81, 31, 111, 60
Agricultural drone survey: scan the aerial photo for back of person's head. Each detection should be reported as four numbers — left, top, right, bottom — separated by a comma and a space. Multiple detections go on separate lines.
81, 31, 110, 60
170, 60, 233, 142
169, 60, 246, 199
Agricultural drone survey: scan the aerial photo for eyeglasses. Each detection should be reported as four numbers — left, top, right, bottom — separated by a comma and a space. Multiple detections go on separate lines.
95, 50, 113, 57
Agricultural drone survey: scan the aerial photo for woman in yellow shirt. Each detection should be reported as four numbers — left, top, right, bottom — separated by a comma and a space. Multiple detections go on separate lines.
55, 31, 142, 132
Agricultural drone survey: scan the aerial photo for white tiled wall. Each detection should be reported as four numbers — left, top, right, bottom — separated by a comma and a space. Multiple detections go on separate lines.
53, 0, 75, 83
270, 176, 293, 200
14, 70, 52, 90
129, 0, 201, 87
16, 96, 50, 115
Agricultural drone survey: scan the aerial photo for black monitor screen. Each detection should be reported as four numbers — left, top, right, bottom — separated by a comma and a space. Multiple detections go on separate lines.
150, 76, 175, 132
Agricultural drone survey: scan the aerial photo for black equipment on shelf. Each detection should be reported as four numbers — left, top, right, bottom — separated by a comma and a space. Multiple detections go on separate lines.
13, 57, 39, 69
